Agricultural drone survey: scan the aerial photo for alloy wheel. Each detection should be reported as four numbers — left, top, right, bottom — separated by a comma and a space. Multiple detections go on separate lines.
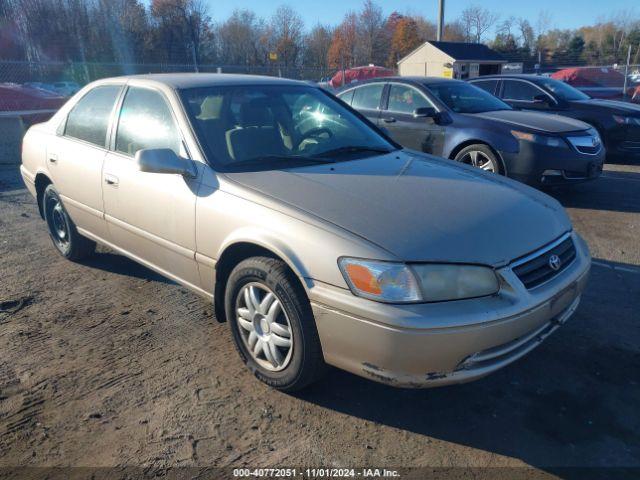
460, 150, 497, 172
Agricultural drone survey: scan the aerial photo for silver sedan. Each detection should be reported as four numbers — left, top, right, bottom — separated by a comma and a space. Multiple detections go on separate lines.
20, 74, 590, 390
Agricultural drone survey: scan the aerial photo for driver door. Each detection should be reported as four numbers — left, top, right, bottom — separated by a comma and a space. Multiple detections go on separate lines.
102, 85, 202, 289
500, 79, 558, 112
379, 83, 445, 156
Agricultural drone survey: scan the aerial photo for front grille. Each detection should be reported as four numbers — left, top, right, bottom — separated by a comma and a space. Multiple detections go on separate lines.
575, 144, 600, 154
512, 236, 576, 289
567, 134, 601, 155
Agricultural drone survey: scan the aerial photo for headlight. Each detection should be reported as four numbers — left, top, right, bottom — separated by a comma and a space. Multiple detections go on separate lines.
338, 258, 500, 303
511, 130, 567, 148
338, 258, 421, 302
612, 115, 640, 126
412, 263, 500, 302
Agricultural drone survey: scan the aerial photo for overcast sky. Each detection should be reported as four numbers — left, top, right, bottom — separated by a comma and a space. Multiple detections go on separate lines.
205, 0, 636, 34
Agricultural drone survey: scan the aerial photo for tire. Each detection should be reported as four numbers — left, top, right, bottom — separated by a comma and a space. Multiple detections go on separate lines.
225, 256, 326, 391
454, 144, 502, 174
42, 184, 96, 261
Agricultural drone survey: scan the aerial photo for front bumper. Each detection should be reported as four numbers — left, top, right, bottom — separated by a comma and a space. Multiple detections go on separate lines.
501, 140, 604, 186
309, 232, 591, 388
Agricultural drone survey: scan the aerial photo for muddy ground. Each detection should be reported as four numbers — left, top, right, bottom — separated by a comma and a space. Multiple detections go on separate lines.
0, 163, 639, 478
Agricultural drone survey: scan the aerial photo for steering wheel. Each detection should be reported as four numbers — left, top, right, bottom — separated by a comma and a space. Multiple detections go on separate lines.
296, 127, 333, 149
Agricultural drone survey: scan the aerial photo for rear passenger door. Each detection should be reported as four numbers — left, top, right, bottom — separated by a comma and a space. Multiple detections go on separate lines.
379, 83, 445, 155
48, 84, 122, 240
470, 79, 499, 96
102, 85, 202, 289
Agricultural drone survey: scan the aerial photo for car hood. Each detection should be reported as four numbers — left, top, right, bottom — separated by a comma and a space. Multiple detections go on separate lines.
468, 110, 590, 133
573, 98, 640, 115
223, 151, 571, 266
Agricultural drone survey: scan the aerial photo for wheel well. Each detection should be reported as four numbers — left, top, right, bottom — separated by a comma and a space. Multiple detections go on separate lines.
448, 140, 506, 175
34, 173, 52, 219
213, 243, 303, 323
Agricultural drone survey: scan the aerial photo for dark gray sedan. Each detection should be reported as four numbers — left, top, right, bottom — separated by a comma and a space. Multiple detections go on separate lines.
337, 77, 604, 186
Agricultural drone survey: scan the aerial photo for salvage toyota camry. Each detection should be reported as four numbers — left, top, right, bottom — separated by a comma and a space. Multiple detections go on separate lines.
21, 74, 591, 391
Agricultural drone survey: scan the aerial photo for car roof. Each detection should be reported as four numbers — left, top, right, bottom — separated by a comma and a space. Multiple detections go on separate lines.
339, 76, 467, 89
96, 73, 308, 89
469, 74, 548, 81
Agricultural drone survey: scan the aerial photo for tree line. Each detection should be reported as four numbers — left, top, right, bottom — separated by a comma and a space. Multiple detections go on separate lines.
1, 0, 639, 73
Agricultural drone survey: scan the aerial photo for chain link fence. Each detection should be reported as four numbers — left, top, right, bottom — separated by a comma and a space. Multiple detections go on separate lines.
0, 60, 328, 88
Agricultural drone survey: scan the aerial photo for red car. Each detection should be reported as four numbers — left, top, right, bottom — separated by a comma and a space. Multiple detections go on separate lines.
0, 83, 66, 124
329, 66, 394, 89
551, 67, 640, 103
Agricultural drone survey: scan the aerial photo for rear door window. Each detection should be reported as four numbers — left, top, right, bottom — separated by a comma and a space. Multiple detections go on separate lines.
64, 85, 121, 147
351, 84, 384, 110
471, 79, 499, 95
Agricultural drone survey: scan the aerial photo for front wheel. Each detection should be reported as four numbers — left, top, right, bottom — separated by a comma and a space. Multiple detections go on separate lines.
454, 144, 502, 174
42, 184, 95, 261
225, 257, 326, 391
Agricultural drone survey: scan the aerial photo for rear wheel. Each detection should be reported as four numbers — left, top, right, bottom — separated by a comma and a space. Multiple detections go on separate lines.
454, 144, 502, 174
225, 256, 326, 391
42, 184, 95, 261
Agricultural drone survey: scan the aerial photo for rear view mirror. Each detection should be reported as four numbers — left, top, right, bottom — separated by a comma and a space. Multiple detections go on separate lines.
136, 148, 196, 178
413, 107, 437, 118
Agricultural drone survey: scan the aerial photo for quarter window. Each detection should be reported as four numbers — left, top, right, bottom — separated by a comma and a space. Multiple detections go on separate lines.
337, 89, 355, 106
351, 84, 384, 110
387, 84, 431, 114
64, 85, 121, 147
502, 80, 545, 101
115, 87, 182, 157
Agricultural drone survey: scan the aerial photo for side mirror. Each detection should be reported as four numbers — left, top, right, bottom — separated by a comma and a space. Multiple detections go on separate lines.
533, 94, 554, 106
135, 148, 196, 178
413, 107, 437, 118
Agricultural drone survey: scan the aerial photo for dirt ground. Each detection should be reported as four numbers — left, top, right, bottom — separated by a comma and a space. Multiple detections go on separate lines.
0, 162, 639, 478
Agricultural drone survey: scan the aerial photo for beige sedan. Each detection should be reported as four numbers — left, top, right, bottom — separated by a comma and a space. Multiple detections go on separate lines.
20, 74, 591, 391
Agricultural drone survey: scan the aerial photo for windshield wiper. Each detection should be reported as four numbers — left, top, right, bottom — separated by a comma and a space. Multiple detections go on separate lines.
232, 154, 338, 167
314, 145, 394, 158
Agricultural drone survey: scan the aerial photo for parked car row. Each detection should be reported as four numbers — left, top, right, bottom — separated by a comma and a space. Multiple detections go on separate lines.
469, 74, 640, 163
23, 81, 81, 97
336, 77, 606, 186
21, 73, 591, 391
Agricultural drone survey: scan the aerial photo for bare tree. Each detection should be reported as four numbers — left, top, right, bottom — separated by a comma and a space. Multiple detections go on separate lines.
356, 0, 385, 65
217, 9, 267, 65
304, 24, 333, 72
268, 5, 304, 67
459, 5, 499, 43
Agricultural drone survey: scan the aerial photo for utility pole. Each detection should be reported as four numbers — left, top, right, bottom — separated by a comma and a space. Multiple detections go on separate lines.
623, 44, 632, 99
437, 0, 445, 41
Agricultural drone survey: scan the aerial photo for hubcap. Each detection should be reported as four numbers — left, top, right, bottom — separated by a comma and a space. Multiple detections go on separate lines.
235, 283, 293, 371
47, 195, 70, 250
460, 150, 497, 173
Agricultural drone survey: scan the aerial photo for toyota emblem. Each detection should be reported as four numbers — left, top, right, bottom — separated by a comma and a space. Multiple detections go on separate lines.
548, 254, 562, 271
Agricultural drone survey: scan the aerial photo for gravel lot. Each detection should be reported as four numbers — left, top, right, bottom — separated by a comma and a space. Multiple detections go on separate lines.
0, 162, 639, 478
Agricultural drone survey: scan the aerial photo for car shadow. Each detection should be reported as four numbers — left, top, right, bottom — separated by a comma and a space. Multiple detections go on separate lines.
82, 251, 175, 285
295, 259, 640, 477
546, 170, 640, 214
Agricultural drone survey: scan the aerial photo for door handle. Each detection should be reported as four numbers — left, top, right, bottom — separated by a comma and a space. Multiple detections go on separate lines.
48, 153, 58, 164
383, 117, 396, 123
104, 174, 119, 186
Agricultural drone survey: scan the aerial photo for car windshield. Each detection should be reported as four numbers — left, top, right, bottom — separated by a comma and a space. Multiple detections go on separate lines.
181, 84, 395, 169
538, 77, 590, 101
426, 82, 511, 113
